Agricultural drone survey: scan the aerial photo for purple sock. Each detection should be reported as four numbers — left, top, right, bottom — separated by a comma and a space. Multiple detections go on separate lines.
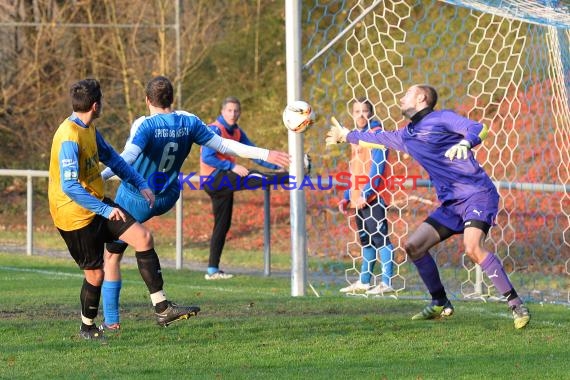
413, 253, 447, 305
480, 253, 521, 308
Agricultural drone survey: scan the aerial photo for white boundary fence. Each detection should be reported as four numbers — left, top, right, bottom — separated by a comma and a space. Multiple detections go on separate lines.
0, 169, 278, 276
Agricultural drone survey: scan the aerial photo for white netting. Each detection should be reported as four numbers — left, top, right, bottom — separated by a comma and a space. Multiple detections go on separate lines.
442, 0, 570, 28
303, 0, 570, 304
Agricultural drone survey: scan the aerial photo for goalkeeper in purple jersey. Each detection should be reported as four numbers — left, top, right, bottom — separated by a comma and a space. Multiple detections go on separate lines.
99, 76, 290, 331
326, 84, 530, 329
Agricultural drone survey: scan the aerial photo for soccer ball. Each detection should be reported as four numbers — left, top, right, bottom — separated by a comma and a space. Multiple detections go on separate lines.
282, 100, 314, 133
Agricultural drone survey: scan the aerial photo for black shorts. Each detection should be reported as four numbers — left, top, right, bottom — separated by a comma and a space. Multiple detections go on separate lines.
58, 199, 137, 269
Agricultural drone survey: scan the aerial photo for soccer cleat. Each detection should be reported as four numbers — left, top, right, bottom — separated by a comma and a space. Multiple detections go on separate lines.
339, 280, 371, 293
79, 324, 106, 340
365, 282, 395, 295
155, 301, 200, 327
512, 304, 530, 329
204, 271, 234, 280
411, 300, 454, 320
99, 322, 121, 332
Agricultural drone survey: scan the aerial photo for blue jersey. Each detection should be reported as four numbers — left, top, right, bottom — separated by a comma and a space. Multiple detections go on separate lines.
120, 110, 215, 196
346, 109, 496, 203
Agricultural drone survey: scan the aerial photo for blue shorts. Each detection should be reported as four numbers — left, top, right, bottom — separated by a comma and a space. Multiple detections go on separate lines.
114, 183, 180, 223
107, 185, 180, 254
428, 189, 499, 233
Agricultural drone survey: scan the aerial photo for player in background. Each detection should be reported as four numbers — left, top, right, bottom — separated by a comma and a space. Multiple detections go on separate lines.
338, 98, 395, 295
199, 97, 290, 280
48, 78, 199, 340
99, 77, 290, 331
326, 84, 530, 329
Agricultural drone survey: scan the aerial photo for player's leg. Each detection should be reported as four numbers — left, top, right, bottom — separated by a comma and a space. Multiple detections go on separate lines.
80, 269, 105, 339
100, 188, 142, 331
101, 241, 127, 331
360, 243, 377, 287
101, 186, 181, 330
205, 190, 235, 279
365, 199, 395, 295
379, 244, 394, 287
105, 202, 199, 326
58, 219, 107, 340
358, 208, 375, 286
340, 208, 373, 293
407, 210, 461, 319
462, 195, 530, 329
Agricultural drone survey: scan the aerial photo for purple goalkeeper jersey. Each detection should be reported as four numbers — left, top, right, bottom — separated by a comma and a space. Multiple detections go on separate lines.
346, 109, 498, 203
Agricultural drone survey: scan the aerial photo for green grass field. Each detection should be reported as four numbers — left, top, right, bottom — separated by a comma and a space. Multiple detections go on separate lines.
1, 252, 569, 380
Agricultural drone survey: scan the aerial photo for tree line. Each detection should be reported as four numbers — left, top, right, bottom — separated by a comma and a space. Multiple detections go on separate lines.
0, 0, 287, 171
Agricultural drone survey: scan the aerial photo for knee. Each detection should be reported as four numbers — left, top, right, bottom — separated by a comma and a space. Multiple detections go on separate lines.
141, 229, 153, 246
404, 240, 422, 260
94, 271, 104, 285
85, 269, 104, 286
464, 241, 486, 263
104, 251, 122, 266
134, 228, 153, 250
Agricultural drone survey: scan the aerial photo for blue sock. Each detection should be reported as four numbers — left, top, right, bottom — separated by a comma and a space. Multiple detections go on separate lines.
102, 280, 122, 325
359, 246, 376, 284
207, 267, 219, 275
380, 244, 394, 286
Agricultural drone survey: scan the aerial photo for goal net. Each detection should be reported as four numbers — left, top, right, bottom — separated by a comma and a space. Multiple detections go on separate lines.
301, 0, 570, 304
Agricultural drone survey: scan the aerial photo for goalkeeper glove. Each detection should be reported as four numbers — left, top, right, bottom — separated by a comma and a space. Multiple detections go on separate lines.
444, 139, 471, 161
325, 116, 350, 145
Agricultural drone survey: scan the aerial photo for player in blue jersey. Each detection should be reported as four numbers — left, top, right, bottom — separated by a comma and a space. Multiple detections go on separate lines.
49, 78, 200, 340
338, 98, 395, 295
326, 84, 530, 329
99, 77, 290, 331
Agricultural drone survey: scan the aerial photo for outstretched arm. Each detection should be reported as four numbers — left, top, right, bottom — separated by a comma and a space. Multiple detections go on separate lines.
203, 133, 290, 168
326, 116, 407, 152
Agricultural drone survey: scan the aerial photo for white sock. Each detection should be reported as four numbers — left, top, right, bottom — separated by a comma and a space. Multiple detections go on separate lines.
150, 290, 167, 306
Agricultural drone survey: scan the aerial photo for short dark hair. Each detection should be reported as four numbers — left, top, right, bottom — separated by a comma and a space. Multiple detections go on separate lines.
416, 84, 438, 109
70, 78, 102, 112
353, 97, 375, 115
221, 96, 241, 109
146, 76, 174, 108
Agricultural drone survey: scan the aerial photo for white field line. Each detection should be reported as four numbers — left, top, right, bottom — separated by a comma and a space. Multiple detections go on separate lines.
0, 265, 275, 296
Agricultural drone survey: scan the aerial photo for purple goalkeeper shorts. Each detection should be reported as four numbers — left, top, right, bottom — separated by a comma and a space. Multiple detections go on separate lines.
428, 189, 499, 233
